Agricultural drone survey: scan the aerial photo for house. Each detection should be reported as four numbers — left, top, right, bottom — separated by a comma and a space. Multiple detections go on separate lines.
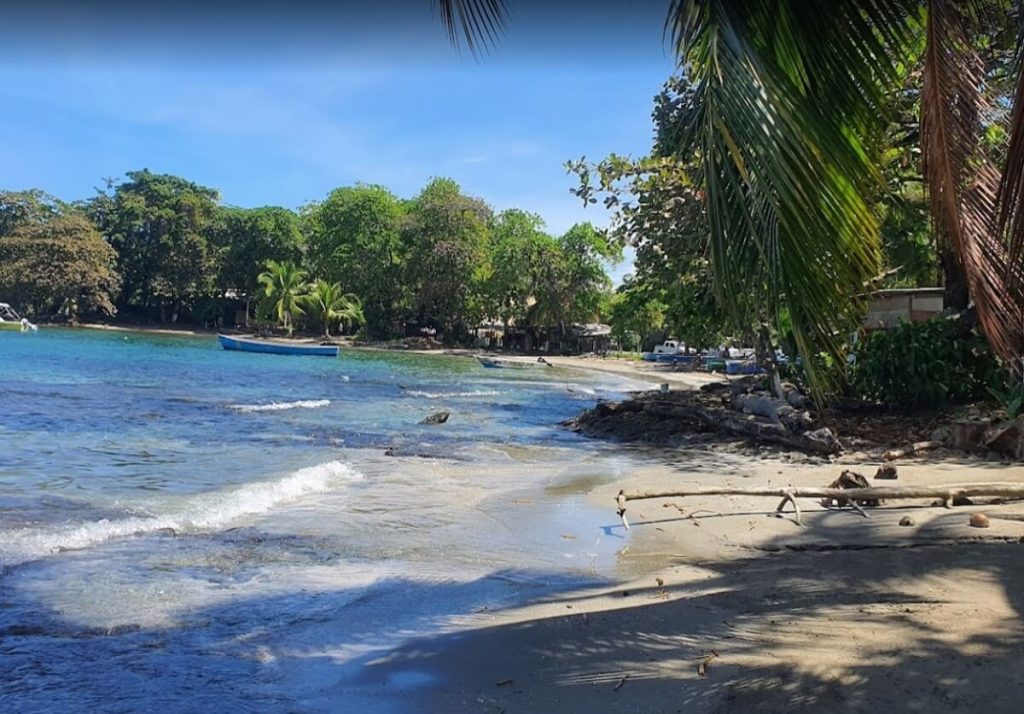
865, 288, 945, 330
571, 323, 612, 354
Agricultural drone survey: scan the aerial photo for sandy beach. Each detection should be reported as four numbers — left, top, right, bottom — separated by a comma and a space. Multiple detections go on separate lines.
337, 451, 1024, 712
325, 354, 1024, 713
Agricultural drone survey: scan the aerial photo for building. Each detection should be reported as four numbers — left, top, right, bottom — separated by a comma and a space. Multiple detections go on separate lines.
864, 288, 945, 330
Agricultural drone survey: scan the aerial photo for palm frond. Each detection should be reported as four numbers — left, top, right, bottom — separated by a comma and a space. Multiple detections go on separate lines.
921, 0, 1024, 364
435, 0, 509, 54
999, 18, 1024, 296
665, 0, 918, 395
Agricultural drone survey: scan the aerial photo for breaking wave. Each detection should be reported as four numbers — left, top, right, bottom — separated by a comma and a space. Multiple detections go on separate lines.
229, 399, 330, 413
404, 390, 501, 399
0, 461, 362, 567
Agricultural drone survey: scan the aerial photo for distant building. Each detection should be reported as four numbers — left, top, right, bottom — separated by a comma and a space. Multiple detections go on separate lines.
865, 288, 945, 330
571, 323, 612, 354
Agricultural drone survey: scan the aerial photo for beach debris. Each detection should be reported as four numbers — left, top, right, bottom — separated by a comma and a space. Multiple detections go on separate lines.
821, 470, 879, 509
613, 674, 630, 691
875, 464, 898, 480
969, 513, 991, 528
420, 410, 450, 425
899, 516, 916, 526
655, 577, 664, 587
883, 439, 943, 461
616, 483, 1024, 527
496, 678, 513, 687
697, 650, 719, 678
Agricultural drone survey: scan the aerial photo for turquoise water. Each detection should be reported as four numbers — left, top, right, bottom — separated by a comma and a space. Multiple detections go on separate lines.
0, 328, 641, 711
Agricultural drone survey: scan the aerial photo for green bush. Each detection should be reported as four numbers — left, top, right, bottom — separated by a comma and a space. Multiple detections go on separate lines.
849, 317, 999, 408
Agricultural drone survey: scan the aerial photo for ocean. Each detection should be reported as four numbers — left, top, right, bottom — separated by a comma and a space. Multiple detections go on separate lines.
0, 328, 645, 711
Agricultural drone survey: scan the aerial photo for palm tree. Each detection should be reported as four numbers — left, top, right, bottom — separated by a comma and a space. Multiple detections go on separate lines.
257, 259, 309, 337
305, 280, 365, 337
438, 1, 1024, 392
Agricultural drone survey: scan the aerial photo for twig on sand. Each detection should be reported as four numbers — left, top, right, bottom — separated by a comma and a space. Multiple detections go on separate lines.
613, 674, 630, 691
698, 650, 719, 678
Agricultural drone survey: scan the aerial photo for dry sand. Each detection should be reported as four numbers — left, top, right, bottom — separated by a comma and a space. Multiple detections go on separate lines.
343, 355, 1024, 713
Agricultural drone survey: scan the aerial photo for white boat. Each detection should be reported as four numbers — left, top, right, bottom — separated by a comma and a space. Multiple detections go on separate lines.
477, 355, 551, 369
0, 303, 36, 332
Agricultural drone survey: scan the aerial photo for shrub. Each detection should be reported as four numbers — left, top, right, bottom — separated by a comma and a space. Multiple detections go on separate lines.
848, 317, 999, 409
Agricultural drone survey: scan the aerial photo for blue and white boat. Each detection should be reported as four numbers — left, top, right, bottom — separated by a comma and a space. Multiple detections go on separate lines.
217, 334, 339, 357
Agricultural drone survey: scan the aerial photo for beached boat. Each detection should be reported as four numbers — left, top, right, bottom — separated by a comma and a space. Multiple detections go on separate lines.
476, 355, 550, 369
217, 334, 339, 357
0, 303, 36, 332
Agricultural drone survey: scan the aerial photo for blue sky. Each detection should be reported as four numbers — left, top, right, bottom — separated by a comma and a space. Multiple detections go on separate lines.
0, 1, 678, 282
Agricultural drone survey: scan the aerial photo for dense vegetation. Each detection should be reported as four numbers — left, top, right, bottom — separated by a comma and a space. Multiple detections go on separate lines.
0, 173, 618, 344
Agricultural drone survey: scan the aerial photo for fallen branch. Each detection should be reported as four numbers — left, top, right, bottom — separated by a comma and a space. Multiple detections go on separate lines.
882, 440, 943, 461
615, 484, 1024, 527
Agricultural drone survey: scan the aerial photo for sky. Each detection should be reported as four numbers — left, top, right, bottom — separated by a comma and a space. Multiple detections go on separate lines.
0, 1, 679, 283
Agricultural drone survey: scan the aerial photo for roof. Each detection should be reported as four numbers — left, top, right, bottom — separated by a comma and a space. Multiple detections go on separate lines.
870, 287, 944, 298
572, 323, 612, 337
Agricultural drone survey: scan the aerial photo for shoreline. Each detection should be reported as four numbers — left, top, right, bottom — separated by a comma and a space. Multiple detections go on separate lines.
49, 323, 1024, 711
334, 451, 1024, 712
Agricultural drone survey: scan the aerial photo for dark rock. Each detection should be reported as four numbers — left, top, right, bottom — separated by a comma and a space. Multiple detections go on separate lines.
952, 495, 974, 506
874, 464, 898, 480
420, 411, 450, 425
899, 516, 916, 527
949, 420, 990, 451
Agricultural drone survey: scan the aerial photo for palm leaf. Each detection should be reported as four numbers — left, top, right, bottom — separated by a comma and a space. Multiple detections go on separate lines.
435, 0, 509, 53
921, 0, 1024, 365
999, 19, 1024, 298
665, 0, 918, 395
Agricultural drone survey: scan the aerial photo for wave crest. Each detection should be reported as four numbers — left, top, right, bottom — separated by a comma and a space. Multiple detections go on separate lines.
404, 390, 500, 399
230, 399, 330, 413
0, 460, 361, 567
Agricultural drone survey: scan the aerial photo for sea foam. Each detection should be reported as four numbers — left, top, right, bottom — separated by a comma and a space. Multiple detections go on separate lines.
0, 460, 362, 567
229, 399, 330, 412
404, 389, 501, 399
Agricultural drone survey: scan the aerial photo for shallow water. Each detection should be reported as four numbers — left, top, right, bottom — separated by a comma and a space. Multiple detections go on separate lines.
0, 328, 645, 711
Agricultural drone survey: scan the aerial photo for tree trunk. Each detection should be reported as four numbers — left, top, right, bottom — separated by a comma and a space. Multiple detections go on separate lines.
756, 324, 784, 398
939, 247, 970, 311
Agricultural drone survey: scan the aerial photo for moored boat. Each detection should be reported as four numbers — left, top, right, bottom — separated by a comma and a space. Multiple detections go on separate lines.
217, 334, 339, 357
0, 303, 37, 332
476, 355, 551, 369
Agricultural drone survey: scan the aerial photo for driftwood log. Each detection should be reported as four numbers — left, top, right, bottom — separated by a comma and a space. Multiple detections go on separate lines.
882, 440, 943, 461
615, 483, 1024, 528
729, 394, 814, 432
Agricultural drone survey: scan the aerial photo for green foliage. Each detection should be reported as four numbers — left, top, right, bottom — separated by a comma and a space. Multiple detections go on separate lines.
91, 170, 219, 321
0, 211, 119, 319
304, 280, 364, 337
0, 189, 64, 235
208, 206, 304, 306
849, 318, 999, 408
988, 379, 1024, 420
306, 185, 407, 339
485, 209, 556, 326
403, 178, 492, 341
257, 260, 309, 336
1, 173, 615, 342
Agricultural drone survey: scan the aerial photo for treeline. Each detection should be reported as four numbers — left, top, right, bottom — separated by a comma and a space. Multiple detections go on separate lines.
0, 171, 619, 342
